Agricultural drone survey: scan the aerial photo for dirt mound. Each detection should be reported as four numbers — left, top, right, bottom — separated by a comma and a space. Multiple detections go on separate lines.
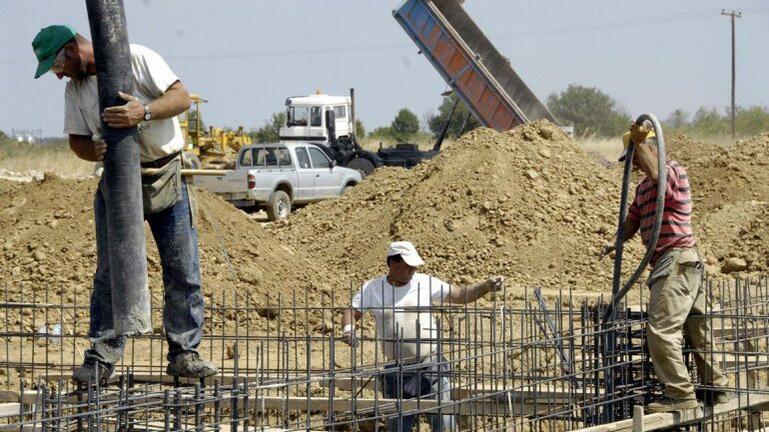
270, 121, 646, 292
665, 132, 727, 167
688, 132, 769, 272
0, 175, 340, 330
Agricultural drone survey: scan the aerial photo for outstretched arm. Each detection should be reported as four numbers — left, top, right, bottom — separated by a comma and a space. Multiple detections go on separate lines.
445, 276, 505, 304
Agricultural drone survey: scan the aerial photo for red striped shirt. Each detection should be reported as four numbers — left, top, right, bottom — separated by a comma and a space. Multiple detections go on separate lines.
627, 161, 696, 265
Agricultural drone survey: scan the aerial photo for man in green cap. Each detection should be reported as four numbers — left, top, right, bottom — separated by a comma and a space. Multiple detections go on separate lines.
32, 25, 218, 384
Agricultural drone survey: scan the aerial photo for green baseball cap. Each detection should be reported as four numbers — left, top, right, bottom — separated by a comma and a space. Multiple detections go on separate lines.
32, 25, 77, 79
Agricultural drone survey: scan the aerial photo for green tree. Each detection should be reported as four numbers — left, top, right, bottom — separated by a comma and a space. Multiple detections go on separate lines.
427, 95, 480, 139
665, 109, 689, 130
355, 119, 366, 139
735, 105, 769, 136
546, 84, 630, 137
390, 108, 420, 142
690, 107, 728, 136
663, 105, 769, 137
187, 108, 205, 132
369, 126, 394, 140
250, 112, 286, 143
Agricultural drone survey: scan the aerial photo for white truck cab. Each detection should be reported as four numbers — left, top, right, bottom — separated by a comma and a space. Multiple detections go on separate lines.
279, 93, 353, 146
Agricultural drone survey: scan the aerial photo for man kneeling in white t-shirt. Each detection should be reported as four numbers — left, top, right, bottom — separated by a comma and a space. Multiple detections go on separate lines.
342, 241, 504, 432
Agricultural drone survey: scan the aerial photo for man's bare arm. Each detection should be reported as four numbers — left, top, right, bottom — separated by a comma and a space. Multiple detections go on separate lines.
341, 308, 363, 346
69, 134, 99, 162
342, 309, 362, 329
634, 141, 660, 183
102, 80, 191, 128
601, 218, 640, 257
445, 277, 504, 304
145, 80, 191, 120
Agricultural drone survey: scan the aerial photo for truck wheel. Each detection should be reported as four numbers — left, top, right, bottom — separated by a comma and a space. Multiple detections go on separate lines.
346, 158, 375, 177
341, 184, 355, 195
266, 191, 291, 221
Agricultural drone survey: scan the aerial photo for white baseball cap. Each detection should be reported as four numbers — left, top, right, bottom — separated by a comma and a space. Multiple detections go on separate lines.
386, 241, 425, 267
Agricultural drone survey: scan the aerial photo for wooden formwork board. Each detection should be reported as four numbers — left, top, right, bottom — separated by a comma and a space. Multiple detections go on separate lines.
570, 394, 769, 432
7, 388, 568, 418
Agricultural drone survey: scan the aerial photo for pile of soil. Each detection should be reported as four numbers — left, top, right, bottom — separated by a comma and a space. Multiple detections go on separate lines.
685, 133, 769, 273
664, 132, 727, 168
0, 175, 342, 333
270, 121, 646, 293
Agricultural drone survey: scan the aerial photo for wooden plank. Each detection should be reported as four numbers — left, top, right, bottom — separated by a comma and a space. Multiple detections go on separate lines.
0, 403, 20, 418
44, 371, 300, 386
0, 422, 79, 432
100, 419, 322, 432
712, 324, 769, 340
571, 394, 769, 432
12, 389, 542, 417
0, 391, 19, 403
318, 377, 584, 402
254, 395, 540, 416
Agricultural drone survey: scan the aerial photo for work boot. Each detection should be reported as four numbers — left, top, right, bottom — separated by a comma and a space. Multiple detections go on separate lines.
646, 397, 699, 413
714, 391, 736, 405
72, 361, 114, 385
698, 389, 737, 406
166, 352, 218, 378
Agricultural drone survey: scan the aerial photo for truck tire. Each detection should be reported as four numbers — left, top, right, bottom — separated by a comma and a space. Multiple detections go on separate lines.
266, 190, 291, 221
346, 157, 375, 177
341, 183, 356, 195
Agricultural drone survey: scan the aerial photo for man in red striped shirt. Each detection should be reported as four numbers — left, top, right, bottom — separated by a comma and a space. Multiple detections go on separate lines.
605, 123, 729, 413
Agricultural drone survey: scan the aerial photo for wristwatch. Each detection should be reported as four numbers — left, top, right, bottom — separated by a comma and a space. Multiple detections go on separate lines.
143, 105, 152, 121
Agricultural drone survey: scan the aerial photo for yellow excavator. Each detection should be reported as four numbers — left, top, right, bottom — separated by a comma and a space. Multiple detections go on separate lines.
180, 94, 252, 169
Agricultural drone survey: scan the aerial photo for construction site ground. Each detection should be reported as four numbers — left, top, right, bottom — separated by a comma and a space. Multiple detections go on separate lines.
1, 122, 768, 392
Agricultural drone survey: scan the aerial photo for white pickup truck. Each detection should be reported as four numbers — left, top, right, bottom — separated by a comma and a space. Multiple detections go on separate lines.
193, 142, 362, 220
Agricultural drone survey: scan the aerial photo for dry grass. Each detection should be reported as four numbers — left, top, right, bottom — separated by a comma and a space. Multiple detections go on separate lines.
576, 136, 618, 162
576, 134, 737, 165
0, 139, 95, 178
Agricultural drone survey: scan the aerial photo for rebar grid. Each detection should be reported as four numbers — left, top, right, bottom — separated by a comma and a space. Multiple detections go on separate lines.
1, 275, 768, 431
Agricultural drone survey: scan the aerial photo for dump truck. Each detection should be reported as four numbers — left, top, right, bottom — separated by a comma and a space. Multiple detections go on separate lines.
393, 0, 561, 130
282, 0, 565, 176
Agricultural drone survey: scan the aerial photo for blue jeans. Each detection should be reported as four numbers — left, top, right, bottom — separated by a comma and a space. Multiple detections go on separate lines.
381, 356, 455, 432
85, 179, 204, 365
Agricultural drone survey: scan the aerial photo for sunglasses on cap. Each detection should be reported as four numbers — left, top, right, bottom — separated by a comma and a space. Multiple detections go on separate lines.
50, 48, 67, 74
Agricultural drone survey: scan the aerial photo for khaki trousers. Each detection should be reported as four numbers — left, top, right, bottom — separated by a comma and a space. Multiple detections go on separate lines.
646, 248, 729, 400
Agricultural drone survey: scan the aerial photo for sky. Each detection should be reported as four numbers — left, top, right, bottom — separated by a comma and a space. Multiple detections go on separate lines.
1, 0, 767, 137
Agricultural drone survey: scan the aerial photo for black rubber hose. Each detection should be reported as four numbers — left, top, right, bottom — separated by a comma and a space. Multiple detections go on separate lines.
602, 113, 667, 324
86, 0, 151, 335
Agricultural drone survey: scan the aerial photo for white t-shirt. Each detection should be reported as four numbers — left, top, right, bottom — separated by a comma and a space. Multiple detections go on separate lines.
352, 273, 453, 362
63, 44, 185, 163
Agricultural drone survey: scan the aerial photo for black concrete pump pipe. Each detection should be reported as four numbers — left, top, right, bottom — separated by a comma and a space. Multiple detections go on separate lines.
86, 0, 151, 335
603, 113, 667, 324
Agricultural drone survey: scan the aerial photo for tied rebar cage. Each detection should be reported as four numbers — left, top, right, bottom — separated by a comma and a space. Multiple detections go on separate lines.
1, 275, 768, 431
